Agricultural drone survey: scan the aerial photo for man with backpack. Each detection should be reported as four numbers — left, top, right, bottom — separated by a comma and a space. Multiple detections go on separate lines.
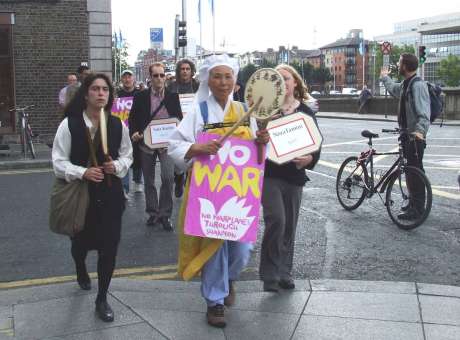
380, 53, 430, 221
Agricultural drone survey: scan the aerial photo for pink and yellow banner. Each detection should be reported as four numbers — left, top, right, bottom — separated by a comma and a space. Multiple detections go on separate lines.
184, 132, 265, 243
111, 96, 133, 126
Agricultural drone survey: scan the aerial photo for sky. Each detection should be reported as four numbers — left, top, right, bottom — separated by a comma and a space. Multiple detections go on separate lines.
111, 0, 460, 65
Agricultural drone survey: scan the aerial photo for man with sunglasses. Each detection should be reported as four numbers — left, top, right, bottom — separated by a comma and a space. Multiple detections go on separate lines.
129, 62, 182, 231
167, 59, 200, 198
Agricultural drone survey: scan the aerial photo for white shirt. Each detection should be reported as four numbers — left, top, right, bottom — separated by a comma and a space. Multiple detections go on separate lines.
58, 86, 67, 106
52, 112, 133, 182
168, 95, 258, 172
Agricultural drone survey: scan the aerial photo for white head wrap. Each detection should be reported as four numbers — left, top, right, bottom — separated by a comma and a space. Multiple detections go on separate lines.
195, 54, 239, 104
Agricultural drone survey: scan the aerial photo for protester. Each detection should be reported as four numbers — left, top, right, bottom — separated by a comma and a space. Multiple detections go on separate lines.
259, 64, 321, 293
58, 73, 78, 107
129, 62, 182, 230
168, 54, 269, 328
76, 65, 91, 84
52, 73, 133, 322
117, 69, 143, 196
358, 85, 372, 114
380, 53, 430, 220
167, 59, 200, 198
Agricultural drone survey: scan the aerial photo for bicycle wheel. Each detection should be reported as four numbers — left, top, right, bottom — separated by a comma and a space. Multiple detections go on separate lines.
336, 156, 369, 210
385, 166, 432, 230
25, 129, 36, 159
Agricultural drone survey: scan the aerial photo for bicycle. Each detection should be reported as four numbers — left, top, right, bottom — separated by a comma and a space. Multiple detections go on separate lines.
335, 128, 432, 230
9, 105, 36, 159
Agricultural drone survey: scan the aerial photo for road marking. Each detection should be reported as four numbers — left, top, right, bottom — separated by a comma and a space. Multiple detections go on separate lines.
323, 152, 459, 158
322, 136, 395, 148
373, 165, 460, 171
305, 169, 336, 180
0, 168, 52, 176
317, 160, 460, 200
431, 185, 460, 190
372, 144, 460, 148
0, 264, 178, 290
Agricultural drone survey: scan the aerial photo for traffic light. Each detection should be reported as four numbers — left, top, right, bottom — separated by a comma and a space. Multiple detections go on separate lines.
419, 46, 426, 64
175, 17, 187, 49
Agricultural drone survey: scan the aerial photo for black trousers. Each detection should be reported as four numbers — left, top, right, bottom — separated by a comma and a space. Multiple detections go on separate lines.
403, 138, 426, 212
71, 239, 118, 303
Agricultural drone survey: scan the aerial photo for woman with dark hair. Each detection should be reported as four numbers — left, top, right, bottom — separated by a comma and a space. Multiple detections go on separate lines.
52, 73, 132, 322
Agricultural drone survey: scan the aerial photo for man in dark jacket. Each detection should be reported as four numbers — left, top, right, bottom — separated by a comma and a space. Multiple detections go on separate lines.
129, 62, 182, 230
167, 59, 199, 198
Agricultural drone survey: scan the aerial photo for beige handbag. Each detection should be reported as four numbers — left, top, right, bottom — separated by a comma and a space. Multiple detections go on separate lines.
49, 177, 89, 237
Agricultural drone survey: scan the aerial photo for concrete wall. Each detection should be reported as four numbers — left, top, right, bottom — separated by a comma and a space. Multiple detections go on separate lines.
87, 0, 111, 74
318, 89, 460, 120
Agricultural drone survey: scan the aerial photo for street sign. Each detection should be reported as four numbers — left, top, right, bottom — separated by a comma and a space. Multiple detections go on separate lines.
150, 28, 163, 49
381, 41, 392, 55
383, 54, 390, 67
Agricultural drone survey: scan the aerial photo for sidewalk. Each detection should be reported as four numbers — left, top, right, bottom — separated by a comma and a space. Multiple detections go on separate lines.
317, 111, 460, 126
0, 278, 459, 339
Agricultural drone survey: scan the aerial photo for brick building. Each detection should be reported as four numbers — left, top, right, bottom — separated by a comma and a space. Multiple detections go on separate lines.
0, 0, 112, 143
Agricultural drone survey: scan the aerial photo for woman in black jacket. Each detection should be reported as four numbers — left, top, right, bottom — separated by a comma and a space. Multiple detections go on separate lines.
259, 64, 321, 292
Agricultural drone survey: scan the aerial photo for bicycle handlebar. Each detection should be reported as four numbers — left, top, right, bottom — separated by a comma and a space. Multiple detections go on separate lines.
9, 105, 35, 112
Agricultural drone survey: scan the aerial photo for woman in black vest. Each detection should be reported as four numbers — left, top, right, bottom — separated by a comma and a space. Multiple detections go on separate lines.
52, 73, 133, 322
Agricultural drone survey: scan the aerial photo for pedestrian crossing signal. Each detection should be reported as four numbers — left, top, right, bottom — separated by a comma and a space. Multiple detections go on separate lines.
419, 46, 426, 64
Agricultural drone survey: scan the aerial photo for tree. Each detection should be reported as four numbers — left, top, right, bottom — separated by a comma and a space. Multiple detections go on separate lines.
373, 44, 415, 82
239, 63, 258, 85
112, 35, 130, 83
437, 54, 460, 86
311, 66, 332, 92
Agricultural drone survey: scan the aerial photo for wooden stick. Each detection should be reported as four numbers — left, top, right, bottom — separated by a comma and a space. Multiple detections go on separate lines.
85, 127, 98, 167
99, 108, 112, 187
256, 120, 270, 164
217, 97, 263, 144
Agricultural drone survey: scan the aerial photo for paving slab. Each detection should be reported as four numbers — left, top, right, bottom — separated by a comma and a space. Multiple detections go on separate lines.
14, 293, 141, 339
292, 315, 424, 340
0, 282, 91, 306
304, 291, 420, 323
44, 322, 167, 340
419, 295, 460, 326
111, 278, 201, 294
224, 309, 298, 340
424, 324, 460, 340
417, 283, 460, 298
134, 308, 224, 340
232, 291, 310, 315
232, 279, 310, 293
0, 306, 12, 331
112, 290, 205, 313
311, 279, 416, 294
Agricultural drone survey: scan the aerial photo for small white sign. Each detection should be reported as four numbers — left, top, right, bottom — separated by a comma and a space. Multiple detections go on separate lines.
179, 93, 195, 116
266, 112, 322, 164
143, 118, 179, 149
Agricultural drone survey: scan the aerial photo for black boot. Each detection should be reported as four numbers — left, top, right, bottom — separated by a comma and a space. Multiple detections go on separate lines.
95, 300, 114, 322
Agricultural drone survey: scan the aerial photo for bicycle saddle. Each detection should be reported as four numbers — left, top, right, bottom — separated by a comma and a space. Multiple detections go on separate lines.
361, 130, 379, 139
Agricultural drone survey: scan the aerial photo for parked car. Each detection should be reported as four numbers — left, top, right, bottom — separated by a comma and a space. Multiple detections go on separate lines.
311, 91, 321, 95
305, 93, 319, 114
342, 87, 358, 95
329, 90, 341, 95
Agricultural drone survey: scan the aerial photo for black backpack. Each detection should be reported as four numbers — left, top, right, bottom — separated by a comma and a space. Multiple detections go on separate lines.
409, 77, 444, 124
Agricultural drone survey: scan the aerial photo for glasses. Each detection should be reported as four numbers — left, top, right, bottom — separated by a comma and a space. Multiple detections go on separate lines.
152, 73, 165, 78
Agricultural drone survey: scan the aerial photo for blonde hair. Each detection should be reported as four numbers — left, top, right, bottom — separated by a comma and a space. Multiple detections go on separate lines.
275, 64, 309, 101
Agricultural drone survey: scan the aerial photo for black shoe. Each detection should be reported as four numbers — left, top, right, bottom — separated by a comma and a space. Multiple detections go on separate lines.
146, 216, 158, 226
397, 209, 420, 221
95, 300, 114, 322
279, 279, 295, 290
77, 273, 91, 290
263, 281, 279, 293
160, 217, 173, 231
401, 202, 411, 212
174, 174, 184, 198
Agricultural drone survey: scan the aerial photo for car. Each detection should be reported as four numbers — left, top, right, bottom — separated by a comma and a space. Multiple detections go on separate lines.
305, 93, 319, 114
342, 87, 358, 95
311, 91, 321, 95
329, 90, 341, 95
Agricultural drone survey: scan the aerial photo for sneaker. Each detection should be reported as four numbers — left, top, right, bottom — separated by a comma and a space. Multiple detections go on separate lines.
207, 304, 226, 328
224, 281, 236, 307
146, 216, 158, 226
397, 208, 420, 221
263, 281, 279, 293
160, 217, 173, 231
133, 182, 143, 193
279, 279, 295, 290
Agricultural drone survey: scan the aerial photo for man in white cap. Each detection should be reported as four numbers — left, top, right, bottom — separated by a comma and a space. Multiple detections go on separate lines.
168, 54, 268, 328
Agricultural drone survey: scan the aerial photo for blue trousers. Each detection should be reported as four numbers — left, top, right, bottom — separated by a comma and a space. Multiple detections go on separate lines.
201, 240, 252, 306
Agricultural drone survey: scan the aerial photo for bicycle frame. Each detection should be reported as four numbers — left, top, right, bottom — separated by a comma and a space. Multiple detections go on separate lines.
356, 135, 405, 197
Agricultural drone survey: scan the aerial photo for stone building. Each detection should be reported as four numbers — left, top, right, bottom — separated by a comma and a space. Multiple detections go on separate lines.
0, 0, 112, 143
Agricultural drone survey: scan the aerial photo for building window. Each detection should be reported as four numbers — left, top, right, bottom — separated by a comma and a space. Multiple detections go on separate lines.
0, 13, 15, 133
